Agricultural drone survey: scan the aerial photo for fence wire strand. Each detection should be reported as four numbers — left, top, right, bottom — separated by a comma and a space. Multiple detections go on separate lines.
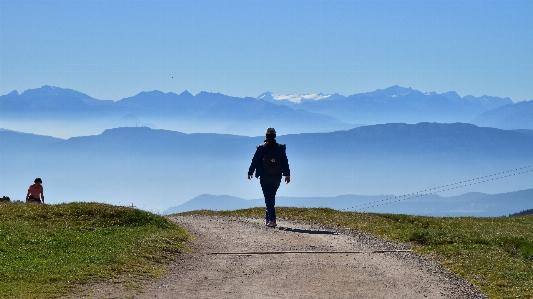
341, 165, 533, 212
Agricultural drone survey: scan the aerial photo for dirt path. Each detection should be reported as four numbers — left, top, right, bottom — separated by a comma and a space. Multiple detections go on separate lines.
73, 215, 487, 299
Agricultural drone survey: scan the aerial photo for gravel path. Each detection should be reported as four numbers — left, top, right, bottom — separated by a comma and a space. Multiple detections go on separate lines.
71, 215, 488, 299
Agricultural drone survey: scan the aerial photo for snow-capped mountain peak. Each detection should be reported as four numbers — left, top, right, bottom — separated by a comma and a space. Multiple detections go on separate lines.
258, 92, 331, 104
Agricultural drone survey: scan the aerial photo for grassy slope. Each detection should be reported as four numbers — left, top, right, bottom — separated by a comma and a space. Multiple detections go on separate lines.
181, 207, 533, 299
0, 202, 190, 299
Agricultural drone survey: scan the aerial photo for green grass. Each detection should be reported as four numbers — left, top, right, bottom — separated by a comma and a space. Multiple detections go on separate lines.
181, 207, 533, 299
0, 202, 190, 299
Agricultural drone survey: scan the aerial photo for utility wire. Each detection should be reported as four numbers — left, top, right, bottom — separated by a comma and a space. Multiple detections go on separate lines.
341, 165, 533, 212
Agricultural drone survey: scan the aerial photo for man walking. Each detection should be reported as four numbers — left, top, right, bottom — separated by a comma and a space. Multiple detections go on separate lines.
248, 128, 290, 227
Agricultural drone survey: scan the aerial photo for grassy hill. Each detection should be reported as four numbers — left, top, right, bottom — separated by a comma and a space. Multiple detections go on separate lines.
182, 208, 533, 299
3, 201, 532, 298
0, 202, 190, 299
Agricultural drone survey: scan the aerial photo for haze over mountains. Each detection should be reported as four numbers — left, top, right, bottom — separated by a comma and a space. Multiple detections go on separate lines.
0, 86, 349, 138
1, 85, 532, 214
1, 85, 532, 138
471, 100, 533, 130
164, 189, 533, 217
1, 123, 532, 213
259, 86, 515, 125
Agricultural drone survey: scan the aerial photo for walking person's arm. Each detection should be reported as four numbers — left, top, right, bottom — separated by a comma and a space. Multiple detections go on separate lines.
281, 144, 291, 184
41, 186, 44, 203
248, 147, 262, 179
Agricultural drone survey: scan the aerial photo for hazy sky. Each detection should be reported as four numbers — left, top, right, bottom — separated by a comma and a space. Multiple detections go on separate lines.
1, 0, 532, 102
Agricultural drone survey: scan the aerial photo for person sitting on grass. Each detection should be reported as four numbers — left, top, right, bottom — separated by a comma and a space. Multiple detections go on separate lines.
26, 178, 44, 204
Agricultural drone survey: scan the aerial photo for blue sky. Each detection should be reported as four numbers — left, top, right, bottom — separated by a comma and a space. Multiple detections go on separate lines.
1, 0, 532, 102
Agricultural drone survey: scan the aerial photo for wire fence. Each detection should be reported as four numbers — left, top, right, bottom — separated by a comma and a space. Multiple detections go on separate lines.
340, 165, 533, 212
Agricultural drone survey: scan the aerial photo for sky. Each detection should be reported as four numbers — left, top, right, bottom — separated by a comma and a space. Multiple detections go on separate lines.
1, 0, 532, 102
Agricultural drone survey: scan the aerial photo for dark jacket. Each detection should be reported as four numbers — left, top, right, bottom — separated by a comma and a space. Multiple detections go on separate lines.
248, 142, 290, 178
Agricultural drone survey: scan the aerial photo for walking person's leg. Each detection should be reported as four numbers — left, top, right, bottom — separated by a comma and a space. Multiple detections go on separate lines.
269, 175, 281, 223
260, 175, 282, 226
260, 176, 275, 224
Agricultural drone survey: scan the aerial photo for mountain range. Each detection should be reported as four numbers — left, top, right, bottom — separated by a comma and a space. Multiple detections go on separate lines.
2, 85, 532, 138
0, 86, 350, 137
164, 188, 533, 217
1, 85, 532, 214
471, 99, 533, 130
259, 86, 515, 125
1, 123, 532, 213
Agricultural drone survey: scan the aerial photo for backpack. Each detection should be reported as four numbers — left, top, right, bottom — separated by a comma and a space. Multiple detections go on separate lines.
263, 146, 282, 175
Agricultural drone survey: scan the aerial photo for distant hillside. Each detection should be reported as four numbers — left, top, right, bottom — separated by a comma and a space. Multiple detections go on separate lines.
165, 189, 533, 217
2, 123, 531, 211
0, 86, 114, 117
10, 122, 528, 160
0, 129, 63, 143
471, 100, 533, 130
288, 122, 533, 161
515, 129, 533, 137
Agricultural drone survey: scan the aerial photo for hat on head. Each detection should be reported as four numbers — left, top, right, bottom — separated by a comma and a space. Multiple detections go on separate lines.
265, 127, 276, 135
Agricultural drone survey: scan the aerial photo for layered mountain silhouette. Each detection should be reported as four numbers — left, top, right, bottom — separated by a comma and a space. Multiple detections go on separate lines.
3, 85, 531, 138
2, 123, 532, 212
471, 100, 533, 130
164, 189, 533, 217
259, 86, 513, 124
0, 86, 114, 117
0, 86, 351, 136
4, 122, 530, 159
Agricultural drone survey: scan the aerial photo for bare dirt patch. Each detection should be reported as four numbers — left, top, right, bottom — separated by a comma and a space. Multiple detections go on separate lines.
67, 215, 487, 299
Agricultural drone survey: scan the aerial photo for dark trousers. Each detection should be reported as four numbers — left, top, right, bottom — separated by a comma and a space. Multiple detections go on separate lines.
27, 195, 41, 203
260, 174, 282, 223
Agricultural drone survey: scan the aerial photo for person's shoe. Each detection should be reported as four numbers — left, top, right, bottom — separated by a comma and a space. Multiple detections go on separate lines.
265, 221, 270, 226
266, 221, 277, 227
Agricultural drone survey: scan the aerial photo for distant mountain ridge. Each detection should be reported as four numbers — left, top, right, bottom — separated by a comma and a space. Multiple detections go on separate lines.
258, 92, 344, 104
164, 189, 533, 217
0, 129, 63, 144
260, 86, 513, 124
0, 86, 351, 136
2, 123, 532, 211
0, 86, 114, 116
471, 100, 533, 130
3, 122, 529, 159
3, 85, 529, 138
